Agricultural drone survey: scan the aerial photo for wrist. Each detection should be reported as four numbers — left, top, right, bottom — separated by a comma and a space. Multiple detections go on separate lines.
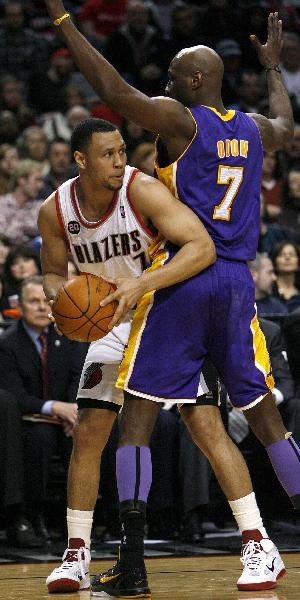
53, 12, 70, 26
264, 64, 281, 73
138, 272, 151, 294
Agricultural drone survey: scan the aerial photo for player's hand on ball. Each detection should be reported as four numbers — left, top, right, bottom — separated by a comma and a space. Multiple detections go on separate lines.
250, 12, 282, 66
101, 275, 147, 329
48, 300, 63, 336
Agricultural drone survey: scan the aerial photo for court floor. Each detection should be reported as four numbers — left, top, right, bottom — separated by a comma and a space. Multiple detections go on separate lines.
0, 554, 299, 600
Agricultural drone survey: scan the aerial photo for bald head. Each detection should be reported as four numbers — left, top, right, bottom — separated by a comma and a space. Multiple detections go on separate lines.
175, 45, 224, 78
166, 45, 224, 107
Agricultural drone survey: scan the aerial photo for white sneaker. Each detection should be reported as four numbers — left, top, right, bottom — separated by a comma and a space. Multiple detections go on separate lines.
46, 538, 90, 593
237, 531, 286, 591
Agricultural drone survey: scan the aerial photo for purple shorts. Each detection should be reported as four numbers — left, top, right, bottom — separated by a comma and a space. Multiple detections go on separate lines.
117, 258, 274, 409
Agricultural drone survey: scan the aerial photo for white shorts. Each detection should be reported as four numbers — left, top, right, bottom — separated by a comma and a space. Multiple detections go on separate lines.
77, 317, 132, 407
77, 313, 208, 409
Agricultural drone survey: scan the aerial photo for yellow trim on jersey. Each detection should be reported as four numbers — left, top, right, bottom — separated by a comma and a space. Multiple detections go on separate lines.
116, 249, 169, 391
154, 108, 197, 197
203, 106, 236, 121
251, 312, 275, 392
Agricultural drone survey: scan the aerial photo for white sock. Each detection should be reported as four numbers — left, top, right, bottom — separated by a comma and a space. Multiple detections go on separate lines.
229, 492, 268, 537
67, 508, 93, 548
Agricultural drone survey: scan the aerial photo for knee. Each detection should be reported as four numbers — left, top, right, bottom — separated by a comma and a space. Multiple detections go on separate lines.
245, 396, 287, 446
72, 417, 101, 456
182, 407, 227, 454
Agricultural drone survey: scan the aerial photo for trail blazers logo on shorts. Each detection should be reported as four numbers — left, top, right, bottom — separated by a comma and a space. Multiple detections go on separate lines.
82, 362, 104, 389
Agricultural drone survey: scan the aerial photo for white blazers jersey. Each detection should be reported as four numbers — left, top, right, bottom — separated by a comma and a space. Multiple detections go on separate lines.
55, 166, 155, 279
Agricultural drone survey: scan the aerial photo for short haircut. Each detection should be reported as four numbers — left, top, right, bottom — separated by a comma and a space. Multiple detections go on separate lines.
20, 275, 44, 301
4, 244, 41, 286
248, 252, 269, 273
71, 118, 118, 155
11, 158, 42, 188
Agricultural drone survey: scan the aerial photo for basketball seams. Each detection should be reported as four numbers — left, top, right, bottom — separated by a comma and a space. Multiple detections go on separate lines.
53, 276, 117, 341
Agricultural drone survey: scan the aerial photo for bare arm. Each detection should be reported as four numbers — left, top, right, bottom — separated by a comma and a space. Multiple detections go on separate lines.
103, 173, 216, 328
44, 0, 193, 139
38, 194, 69, 301
249, 12, 294, 151
134, 174, 216, 289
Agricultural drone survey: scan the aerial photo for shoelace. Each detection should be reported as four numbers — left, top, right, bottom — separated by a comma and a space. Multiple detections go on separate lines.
57, 547, 87, 579
240, 540, 263, 569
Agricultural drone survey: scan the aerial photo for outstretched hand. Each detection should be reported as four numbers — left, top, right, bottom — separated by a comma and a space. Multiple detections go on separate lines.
100, 275, 148, 330
250, 12, 283, 67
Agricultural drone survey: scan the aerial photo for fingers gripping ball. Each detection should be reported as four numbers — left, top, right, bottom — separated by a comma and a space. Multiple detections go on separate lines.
52, 274, 117, 342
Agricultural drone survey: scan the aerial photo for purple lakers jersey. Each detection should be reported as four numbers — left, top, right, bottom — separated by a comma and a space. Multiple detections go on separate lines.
155, 106, 263, 261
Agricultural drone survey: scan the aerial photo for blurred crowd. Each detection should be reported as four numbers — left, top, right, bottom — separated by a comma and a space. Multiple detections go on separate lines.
1, 0, 300, 547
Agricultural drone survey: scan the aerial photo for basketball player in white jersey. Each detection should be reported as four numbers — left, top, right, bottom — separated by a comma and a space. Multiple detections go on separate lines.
39, 118, 216, 593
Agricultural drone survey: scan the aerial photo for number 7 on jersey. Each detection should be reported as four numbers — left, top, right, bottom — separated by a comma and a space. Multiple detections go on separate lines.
213, 165, 244, 221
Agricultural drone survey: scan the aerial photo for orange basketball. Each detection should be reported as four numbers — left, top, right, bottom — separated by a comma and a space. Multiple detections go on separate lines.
52, 274, 117, 342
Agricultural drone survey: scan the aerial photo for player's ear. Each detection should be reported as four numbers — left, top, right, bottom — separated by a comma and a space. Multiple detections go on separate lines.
74, 150, 86, 170
191, 70, 203, 90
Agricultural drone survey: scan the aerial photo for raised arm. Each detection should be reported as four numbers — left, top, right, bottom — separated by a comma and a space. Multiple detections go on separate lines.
44, 0, 192, 138
249, 12, 294, 151
38, 194, 69, 301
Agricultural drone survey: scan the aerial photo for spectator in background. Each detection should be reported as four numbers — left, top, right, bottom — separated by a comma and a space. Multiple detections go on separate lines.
0, 388, 37, 548
41, 105, 91, 143
270, 241, 300, 313
0, 76, 34, 132
283, 306, 300, 397
0, 143, 19, 195
40, 139, 72, 198
215, 38, 242, 106
0, 276, 87, 546
28, 48, 75, 115
1, 244, 41, 320
78, 0, 128, 48
200, 0, 241, 48
249, 253, 288, 316
280, 33, 300, 117
238, 4, 268, 72
279, 167, 300, 234
261, 152, 283, 223
228, 317, 297, 521
0, 159, 44, 245
62, 83, 88, 112
162, 3, 204, 63
66, 105, 91, 133
237, 70, 265, 114
283, 123, 300, 170
104, 0, 165, 95
147, 0, 185, 41
0, 110, 19, 144
122, 119, 155, 161
258, 194, 299, 254
17, 127, 49, 175
0, 2, 49, 86
0, 234, 12, 277
130, 142, 155, 175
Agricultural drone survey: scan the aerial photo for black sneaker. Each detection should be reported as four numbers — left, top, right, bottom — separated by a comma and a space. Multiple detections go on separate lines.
91, 561, 151, 597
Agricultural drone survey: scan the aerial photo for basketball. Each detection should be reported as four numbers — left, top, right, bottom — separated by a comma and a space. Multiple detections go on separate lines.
52, 274, 117, 342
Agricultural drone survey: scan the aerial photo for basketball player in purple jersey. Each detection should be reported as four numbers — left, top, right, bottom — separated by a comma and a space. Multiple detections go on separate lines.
45, 2, 297, 593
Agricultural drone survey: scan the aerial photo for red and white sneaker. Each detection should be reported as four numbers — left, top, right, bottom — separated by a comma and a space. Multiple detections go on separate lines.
237, 530, 286, 591
46, 538, 90, 593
